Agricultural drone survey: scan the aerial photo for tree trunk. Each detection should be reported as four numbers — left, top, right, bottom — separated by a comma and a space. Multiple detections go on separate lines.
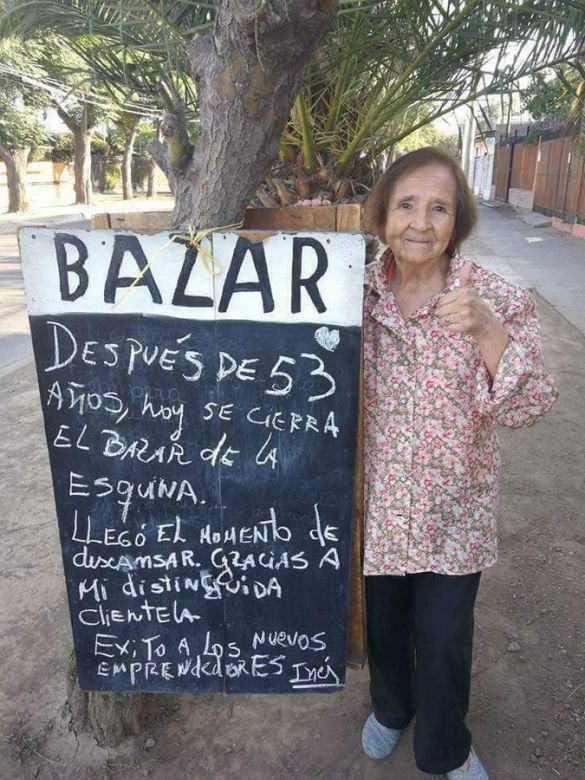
122, 116, 141, 200
73, 123, 93, 205
0, 146, 30, 212
146, 158, 158, 197
53, 101, 95, 205
149, 1, 337, 229
65, 652, 171, 747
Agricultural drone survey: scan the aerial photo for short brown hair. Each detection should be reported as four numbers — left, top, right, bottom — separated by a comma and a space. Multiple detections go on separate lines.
364, 147, 478, 256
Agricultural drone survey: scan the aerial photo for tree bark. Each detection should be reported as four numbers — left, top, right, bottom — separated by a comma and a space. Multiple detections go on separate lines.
54, 102, 94, 205
73, 126, 93, 205
145, 118, 163, 197
148, 0, 338, 229
65, 652, 169, 748
122, 116, 141, 200
146, 158, 158, 197
0, 145, 30, 212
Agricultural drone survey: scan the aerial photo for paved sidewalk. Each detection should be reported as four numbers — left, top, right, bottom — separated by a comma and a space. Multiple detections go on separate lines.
466, 204, 585, 334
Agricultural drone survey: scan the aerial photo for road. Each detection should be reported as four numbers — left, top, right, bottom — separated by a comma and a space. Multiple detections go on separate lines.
0, 200, 584, 376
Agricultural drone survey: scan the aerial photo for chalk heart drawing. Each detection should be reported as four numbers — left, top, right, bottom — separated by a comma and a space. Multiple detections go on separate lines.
314, 326, 340, 352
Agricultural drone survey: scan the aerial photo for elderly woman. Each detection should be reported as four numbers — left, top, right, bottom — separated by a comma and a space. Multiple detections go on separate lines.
359, 147, 558, 778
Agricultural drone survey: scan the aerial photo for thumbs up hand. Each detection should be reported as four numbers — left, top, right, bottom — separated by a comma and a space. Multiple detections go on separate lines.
436, 261, 499, 338
458, 261, 474, 288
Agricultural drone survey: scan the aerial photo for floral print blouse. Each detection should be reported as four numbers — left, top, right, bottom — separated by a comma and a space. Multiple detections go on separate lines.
363, 249, 558, 576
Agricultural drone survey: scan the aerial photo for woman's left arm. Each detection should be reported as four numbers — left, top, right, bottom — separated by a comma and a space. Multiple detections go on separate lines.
472, 291, 558, 428
437, 263, 558, 428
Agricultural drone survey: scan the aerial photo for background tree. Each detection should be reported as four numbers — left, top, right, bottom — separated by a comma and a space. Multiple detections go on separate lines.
7, 0, 202, 199
39, 42, 119, 204
54, 96, 100, 204
521, 61, 585, 151
107, 106, 150, 199
521, 67, 576, 123
0, 38, 49, 211
0, 105, 49, 213
119, 111, 140, 200
398, 118, 459, 159
131, 120, 162, 197
0, 31, 114, 205
50, 131, 75, 166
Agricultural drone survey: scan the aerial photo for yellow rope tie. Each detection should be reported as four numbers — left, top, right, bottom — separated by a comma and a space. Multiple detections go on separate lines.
111, 220, 244, 310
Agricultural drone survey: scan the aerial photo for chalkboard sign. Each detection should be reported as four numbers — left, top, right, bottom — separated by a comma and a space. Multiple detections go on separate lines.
19, 227, 365, 694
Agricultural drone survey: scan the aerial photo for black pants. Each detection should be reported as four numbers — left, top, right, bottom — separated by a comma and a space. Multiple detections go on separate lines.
366, 571, 481, 775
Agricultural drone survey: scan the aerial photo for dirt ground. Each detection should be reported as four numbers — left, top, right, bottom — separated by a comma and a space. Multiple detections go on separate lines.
1, 293, 584, 780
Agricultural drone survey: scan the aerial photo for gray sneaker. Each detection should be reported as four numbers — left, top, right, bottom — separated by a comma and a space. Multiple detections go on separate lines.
361, 713, 403, 759
446, 746, 490, 779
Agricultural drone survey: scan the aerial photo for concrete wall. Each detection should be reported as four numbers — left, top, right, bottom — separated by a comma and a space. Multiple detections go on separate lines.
507, 187, 534, 210
1, 159, 170, 212
0, 161, 75, 211
552, 217, 585, 240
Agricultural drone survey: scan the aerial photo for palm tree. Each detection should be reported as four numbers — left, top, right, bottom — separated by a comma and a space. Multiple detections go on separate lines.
2, 1, 584, 223
276, 1, 585, 201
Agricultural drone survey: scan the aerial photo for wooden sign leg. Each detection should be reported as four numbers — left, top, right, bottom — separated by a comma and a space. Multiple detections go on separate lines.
346, 352, 366, 668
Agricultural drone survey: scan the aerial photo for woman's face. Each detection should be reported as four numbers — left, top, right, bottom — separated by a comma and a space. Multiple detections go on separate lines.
383, 163, 458, 269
